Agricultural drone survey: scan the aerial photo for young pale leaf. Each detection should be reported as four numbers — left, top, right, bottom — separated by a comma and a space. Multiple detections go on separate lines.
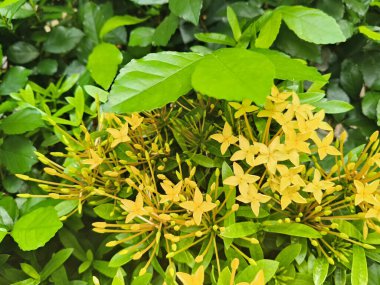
313, 257, 329, 285
0, 228, 6, 243
252, 48, 326, 82
104, 52, 202, 113
275, 243, 302, 267
351, 245, 368, 285
217, 267, 231, 285
99, 15, 147, 39
279, 6, 345, 44
112, 268, 125, 285
332, 219, 363, 241
220, 221, 260, 238
131, 273, 152, 285
169, 0, 202, 25
84, 85, 109, 103
0, 108, 44, 135
192, 48, 275, 106
40, 249, 73, 281
0, 136, 37, 174
11, 207, 62, 251
194, 33, 236, 46
255, 12, 282, 48
87, 43, 123, 90
263, 221, 322, 238
312, 100, 353, 114
359, 26, 380, 41
152, 13, 179, 46
21, 263, 40, 280
227, 6, 241, 41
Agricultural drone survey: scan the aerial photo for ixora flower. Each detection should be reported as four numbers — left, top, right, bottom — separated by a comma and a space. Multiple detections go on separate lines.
177, 266, 204, 285
179, 188, 216, 225
210, 122, 238, 154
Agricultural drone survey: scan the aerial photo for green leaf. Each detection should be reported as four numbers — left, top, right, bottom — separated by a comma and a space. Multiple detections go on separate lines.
359, 52, 380, 90
93, 260, 119, 278
112, 268, 125, 285
84, 85, 109, 103
313, 257, 329, 285
236, 260, 279, 283
87, 43, 123, 90
44, 26, 84, 54
263, 221, 322, 238
54, 200, 77, 217
58, 228, 86, 262
362, 92, 380, 120
192, 48, 275, 106
99, 15, 147, 39
152, 13, 179, 46
169, 0, 202, 25
217, 267, 231, 285
7, 41, 39, 64
227, 6, 241, 41
351, 245, 368, 285
0, 228, 6, 243
40, 249, 73, 281
0, 136, 37, 174
279, 6, 345, 44
131, 273, 152, 285
334, 267, 347, 285
104, 51, 202, 113
359, 26, 380, 41
35, 59, 58, 75
298, 92, 325, 104
94, 204, 120, 220
252, 48, 326, 82
333, 219, 363, 241
0, 66, 31, 96
131, 0, 167, 4
220, 222, 260, 238
21, 263, 40, 280
129, 27, 155, 47
109, 249, 135, 267
190, 154, 216, 168
11, 207, 62, 251
0, 108, 44, 135
275, 243, 302, 267
58, 74, 80, 95
312, 100, 354, 114
255, 12, 282, 48
194, 33, 236, 46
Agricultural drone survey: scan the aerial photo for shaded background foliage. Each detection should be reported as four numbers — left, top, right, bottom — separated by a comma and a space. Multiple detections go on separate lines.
0, 0, 380, 284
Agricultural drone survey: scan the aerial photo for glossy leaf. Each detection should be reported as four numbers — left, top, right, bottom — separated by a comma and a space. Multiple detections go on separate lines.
359, 26, 380, 41
279, 6, 345, 44
112, 268, 125, 285
194, 33, 236, 46
40, 249, 73, 281
129, 27, 155, 47
236, 260, 279, 283
169, 0, 202, 25
0, 108, 44, 135
263, 221, 322, 238
255, 12, 282, 48
275, 243, 302, 267
87, 43, 123, 90
227, 6, 241, 41
192, 48, 275, 105
100, 15, 147, 39
152, 13, 179, 46
313, 257, 329, 285
104, 51, 202, 113
312, 100, 354, 114
44, 26, 84, 54
7, 41, 39, 64
0, 67, 31, 96
84, 85, 109, 103
11, 207, 63, 251
220, 222, 260, 238
351, 245, 368, 285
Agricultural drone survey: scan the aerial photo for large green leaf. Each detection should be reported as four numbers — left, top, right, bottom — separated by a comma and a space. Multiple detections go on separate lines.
99, 15, 147, 39
0, 108, 44, 135
44, 26, 84, 54
7, 41, 39, 64
169, 0, 202, 25
252, 48, 326, 82
11, 207, 63, 251
279, 6, 345, 44
192, 48, 275, 105
263, 221, 322, 238
351, 245, 368, 285
220, 222, 260, 238
87, 43, 123, 90
0, 136, 37, 174
103, 51, 202, 113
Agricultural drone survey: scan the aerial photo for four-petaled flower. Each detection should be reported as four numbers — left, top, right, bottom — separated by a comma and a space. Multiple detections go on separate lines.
223, 162, 260, 193
177, 265, 204, 285
253, 137, 288, 174
160, 181, 183, 203
210, 122, 238, 155
125, 113, 144, 130
279, 185, 307, 210
229, 99, 258, 118
107, 123, 131, 148
180, 188, 216, 225
236, 184, 271, 217
354, 180, 379, 205
311, 132, 340, 160
120, 193, 149, 223
231, 136, 259, 166
82, 149, 103, 169
303, 169, 335, 204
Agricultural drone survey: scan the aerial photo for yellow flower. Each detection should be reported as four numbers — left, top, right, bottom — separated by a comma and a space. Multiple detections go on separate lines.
125, 113, 143, 130
210, 122, 238, 155
120, 193, 148, 223
267, 86, 292, 103
284, 128, 311, 166
297, 110, 332, 135
229, 99, 258, 118
107, 123, 130, 148
279, 185, 307, 210
180, 188, 216, 225
82, 149, 103, 169
253, 137, 288, 174
236, 184, 271, 216
237, 269, 265, 285
286, 93, 315, 120
223, 162, 260, 193
231, 136, 259, 166
177, 265, 204, 285
365, 197, 380, 220
257, 100, 288, 121
276, 165, 306, 192
160, 181, 183, 203
354, 180, 379, 205
303, 169, 335, 204
311, 132, 340, 160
